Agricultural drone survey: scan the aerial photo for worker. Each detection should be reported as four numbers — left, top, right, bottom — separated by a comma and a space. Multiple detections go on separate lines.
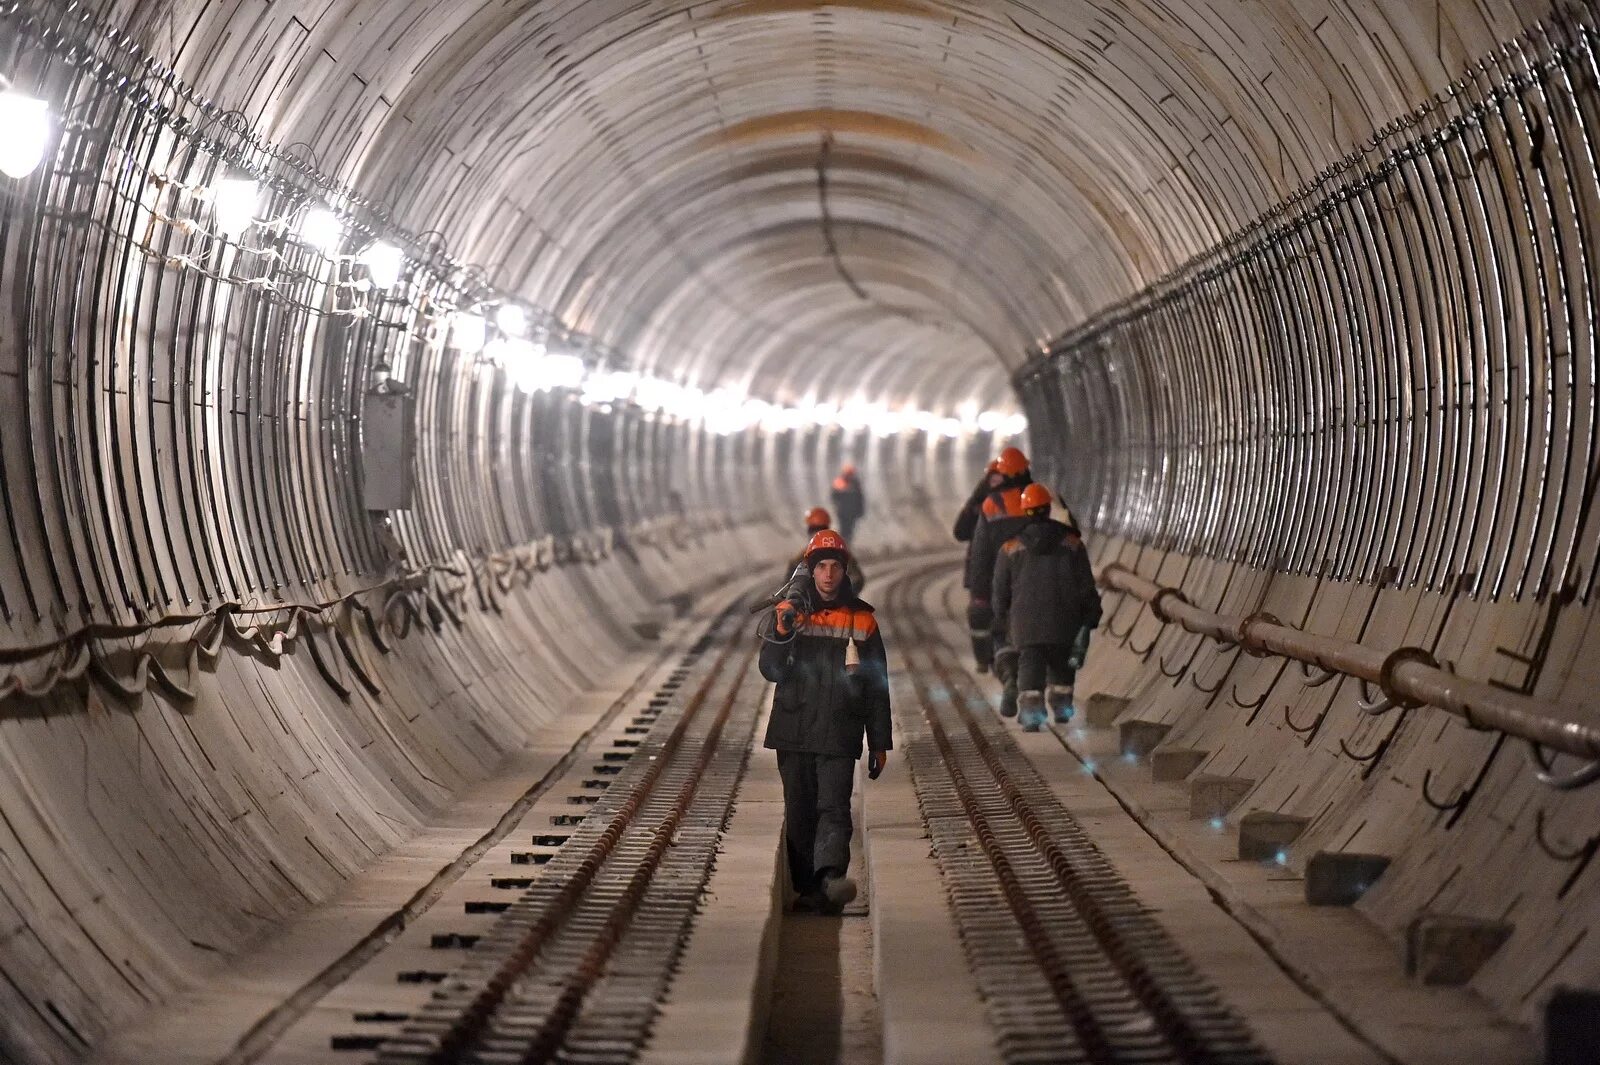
965, 446, 1034, 693
953, 459, 1006, 670
830, 462, 866, 543
992, 484, 1102, 731
760, 530, 892, 914
785, 506, 866, 591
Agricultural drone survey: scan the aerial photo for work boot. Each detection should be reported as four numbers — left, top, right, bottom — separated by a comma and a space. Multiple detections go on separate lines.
1047, 684, 1075, 725
1018, 691, 1047, 732
999, 684, 1018, 718
818, 870, 857, 915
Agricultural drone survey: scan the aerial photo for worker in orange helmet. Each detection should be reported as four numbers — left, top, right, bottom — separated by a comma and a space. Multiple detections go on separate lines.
760, 529, 891, 914
965, 446, 1034, 688
992, 483, 1101, 731
784, 506, 866, 591
830, 462, 865, 543
953, 458, 1007, 669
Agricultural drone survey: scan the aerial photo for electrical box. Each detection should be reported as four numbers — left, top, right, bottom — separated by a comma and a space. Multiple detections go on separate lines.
361, 390, 415, 509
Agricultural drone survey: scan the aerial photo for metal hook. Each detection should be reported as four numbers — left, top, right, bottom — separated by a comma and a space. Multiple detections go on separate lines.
1126, 621, 1165, 658
1298, 659, 1340, 687
1157, 633, 1199, 677
1526, 740, 1600, 790
1533, 808, 1600, 899
1283, 700, 1330, 737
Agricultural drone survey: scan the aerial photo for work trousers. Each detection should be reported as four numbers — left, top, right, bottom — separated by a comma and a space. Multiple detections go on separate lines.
1018, 643, 1077, 710
967, 600, 994, 669
776, 750, 856, 895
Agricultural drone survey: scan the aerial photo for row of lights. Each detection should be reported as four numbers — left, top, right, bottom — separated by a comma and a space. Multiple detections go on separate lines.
2, 85, 1027, 440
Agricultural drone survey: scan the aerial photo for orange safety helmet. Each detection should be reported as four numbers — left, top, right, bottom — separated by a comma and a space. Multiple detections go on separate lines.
804, 506, 832, 530
1020, 483, 1052, 514
840, 462, 857, 476
803, 528, 851, 567
994, 446, 1029, 477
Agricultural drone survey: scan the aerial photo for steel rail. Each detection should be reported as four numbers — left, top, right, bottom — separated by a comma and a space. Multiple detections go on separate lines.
1100, 562, 1600, 760
890, 559, 1271, 1064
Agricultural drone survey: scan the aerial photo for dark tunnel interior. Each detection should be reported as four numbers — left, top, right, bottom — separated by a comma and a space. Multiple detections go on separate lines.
0, 1, 1598, 1062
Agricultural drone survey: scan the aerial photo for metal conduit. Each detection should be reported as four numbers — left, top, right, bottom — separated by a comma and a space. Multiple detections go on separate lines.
1020, 3, 1600, 605
1099, 561, 1600, 763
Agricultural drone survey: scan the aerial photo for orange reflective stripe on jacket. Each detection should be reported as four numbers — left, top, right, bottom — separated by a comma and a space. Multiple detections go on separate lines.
981, 487, 1027, 520
800, 605, 878, 642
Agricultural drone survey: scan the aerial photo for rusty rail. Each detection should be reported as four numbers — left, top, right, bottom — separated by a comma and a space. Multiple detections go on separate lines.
1099, 563, 1600, 764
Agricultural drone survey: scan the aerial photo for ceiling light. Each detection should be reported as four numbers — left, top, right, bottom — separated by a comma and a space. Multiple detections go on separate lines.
361, 241, 403, 288
212, 177, 259, 237
496, 304, 528, 337
297, 206, 342, 254
453, 312, 487, 353
0, 90, 49, 179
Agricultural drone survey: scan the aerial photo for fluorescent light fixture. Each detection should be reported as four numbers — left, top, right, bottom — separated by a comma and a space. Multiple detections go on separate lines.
361, 241, 403, 288
212, 177, 259, 238
496, 303, 528, 337
0, 90, 49, 179
538, 352, 587, 391
297, 206, 342, 254
452, 312, 487, 353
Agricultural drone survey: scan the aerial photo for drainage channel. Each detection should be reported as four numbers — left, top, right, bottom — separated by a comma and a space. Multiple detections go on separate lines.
365, 599, 765, 1064
886, 560, 1273, 1065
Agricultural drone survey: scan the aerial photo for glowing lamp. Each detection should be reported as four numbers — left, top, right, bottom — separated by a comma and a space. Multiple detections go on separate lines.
0, 90, 49, 179
212, 177, 259, 237
298, 206, 342, 254
361, 241, 403, 288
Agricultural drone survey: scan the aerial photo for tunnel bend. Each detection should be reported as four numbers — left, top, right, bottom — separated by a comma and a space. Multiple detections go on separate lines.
0, 0, 1595, 1061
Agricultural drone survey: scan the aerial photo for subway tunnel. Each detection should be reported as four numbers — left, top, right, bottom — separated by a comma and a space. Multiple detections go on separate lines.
0, 0, 1597, 1062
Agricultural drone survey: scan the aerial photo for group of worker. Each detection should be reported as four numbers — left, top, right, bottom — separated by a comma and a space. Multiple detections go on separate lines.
757, 452, 1099, 914
954, 446, 1101, 731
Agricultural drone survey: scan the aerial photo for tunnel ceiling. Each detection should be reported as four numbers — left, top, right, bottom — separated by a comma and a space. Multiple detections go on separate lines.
127, 0, 1550, 414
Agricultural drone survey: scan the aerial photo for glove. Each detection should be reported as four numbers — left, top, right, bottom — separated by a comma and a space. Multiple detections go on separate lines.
775, 601, 799, 636
867, 750, 889, 780
1067, 625, 1092, 670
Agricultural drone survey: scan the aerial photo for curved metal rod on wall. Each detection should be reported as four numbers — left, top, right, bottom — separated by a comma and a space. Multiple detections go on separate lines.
1126, 619, 1167, 658
1526, 740, 1600, 790
1158, 635, 1203, 679
1533, 807, 1600, 899
1189, 644, 1242, 694
1298, 659, 1340, 686
1420, 732, 1510, 826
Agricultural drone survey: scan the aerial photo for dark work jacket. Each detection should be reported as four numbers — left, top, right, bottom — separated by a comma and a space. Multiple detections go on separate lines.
955, 471, 1031, 588
992, 518, 1103, 648
830, 475, 866, 524
965, 483, 1034, 600
760, 581, 892, 758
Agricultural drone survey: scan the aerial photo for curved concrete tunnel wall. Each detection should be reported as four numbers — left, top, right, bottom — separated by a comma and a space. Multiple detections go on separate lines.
0, 0, 1596, 1059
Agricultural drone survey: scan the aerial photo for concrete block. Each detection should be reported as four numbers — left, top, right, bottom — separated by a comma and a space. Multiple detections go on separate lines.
1119, 719, 1172, 757
1237, 812, 1309, 861
1150, 747, 1208, 782
1083, 693, 1130, 728
1546, 987, 1600, 1065
1188, 774, 1255, 820
1305, 852, 1390, 906
1405, 913, 1513, 986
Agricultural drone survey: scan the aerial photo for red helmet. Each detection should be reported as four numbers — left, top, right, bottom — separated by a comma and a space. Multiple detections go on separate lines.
995, 446, 1029, 477
803, 529, 850, 567
1021, 483, 1052, 513
804, 506, 831, 530
840, 462, 857, 477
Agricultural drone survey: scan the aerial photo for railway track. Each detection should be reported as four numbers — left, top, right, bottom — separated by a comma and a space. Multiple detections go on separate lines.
885, 558, 1273, 1065
218, 552, 1279, 1065
364, 598, 765, 1064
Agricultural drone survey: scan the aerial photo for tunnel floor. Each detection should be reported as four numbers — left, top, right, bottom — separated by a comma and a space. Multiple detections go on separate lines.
88, 551, 1536, 1065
